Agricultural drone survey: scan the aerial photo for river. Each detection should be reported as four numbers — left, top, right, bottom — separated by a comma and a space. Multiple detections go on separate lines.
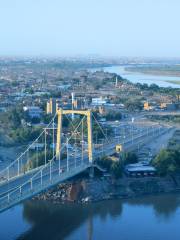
91, 65, 180, 88
1, 194, 180, 240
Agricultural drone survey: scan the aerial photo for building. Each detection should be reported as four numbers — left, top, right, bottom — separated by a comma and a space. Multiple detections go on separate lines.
29, 143, 44, 151
160, 102, 177, 110
73, 99, 78, 109
99, 106, 105, 115
160, 103, 167, 109
166, 103, 177, 111
23, 106, 43, 119
46, 98, 58, 114
91, 97, 107, 106
124, 163, 156, 177
144, 102, 153, 111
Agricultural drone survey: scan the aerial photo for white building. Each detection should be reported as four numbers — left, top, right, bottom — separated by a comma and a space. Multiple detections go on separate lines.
23, 106, 43, 118
91, 97, 107, 106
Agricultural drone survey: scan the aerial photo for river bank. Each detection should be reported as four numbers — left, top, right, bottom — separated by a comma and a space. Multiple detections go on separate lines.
33, 174, 180, 204
125, 65, 180, 77
93, 65, 180, 88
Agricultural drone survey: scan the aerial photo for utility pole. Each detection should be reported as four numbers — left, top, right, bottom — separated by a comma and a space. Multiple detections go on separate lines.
67, 138, 69, 171
115, 76, 118, 87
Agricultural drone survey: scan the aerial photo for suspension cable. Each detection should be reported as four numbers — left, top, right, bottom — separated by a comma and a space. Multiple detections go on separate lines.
92, 112, 110, 143
0, 113, 57, 176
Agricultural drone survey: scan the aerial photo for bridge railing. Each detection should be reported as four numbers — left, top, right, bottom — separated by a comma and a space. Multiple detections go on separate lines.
0, 152, 90, 212
0, 115, 91, 212
0, 115, 57, 185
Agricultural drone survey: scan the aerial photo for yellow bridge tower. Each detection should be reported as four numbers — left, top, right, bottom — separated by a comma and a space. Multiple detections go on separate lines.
56, 108, 93, 163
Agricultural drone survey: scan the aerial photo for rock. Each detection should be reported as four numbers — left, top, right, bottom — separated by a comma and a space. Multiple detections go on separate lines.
82, 197, 91, 203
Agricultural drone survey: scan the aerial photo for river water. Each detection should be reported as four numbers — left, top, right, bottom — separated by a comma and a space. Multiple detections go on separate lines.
91, 65, 180, 88
1, 194, 180, 240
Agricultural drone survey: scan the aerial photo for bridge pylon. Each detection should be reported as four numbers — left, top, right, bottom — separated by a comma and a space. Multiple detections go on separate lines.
56, 108, 93, 164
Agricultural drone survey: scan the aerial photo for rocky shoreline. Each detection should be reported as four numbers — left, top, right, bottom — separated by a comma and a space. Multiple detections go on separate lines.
33, 174, 180, 204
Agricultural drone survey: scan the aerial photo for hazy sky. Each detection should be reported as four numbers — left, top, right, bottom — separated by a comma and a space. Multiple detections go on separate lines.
0, 0, 180, 57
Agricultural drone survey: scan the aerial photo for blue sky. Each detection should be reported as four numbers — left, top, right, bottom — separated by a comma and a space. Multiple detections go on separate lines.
0, 0, 179, 57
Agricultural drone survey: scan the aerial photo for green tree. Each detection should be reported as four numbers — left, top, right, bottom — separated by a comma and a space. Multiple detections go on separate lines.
152, 149, 177, 176
97, 157, 124, 178
125, 99, 143, 111
105, 111, 122, 121
121, 152, 138, 165
96, 156, 113, 171
8, 108, 22, 129
110, 161, 123, 178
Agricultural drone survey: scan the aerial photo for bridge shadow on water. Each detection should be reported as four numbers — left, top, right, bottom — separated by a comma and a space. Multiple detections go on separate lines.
18, 193, 180, 240
18, 199, 123, 240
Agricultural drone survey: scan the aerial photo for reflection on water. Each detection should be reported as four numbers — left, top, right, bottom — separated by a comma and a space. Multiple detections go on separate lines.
125, 194, 180, 219
16, 194, 180, 240
19, 200, 123, 240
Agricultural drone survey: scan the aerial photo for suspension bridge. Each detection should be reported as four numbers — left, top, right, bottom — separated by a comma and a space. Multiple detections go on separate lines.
0, 108, 171, 213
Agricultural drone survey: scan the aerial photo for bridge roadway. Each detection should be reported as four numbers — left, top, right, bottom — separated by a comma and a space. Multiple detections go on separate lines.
0, 126, 171, 213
